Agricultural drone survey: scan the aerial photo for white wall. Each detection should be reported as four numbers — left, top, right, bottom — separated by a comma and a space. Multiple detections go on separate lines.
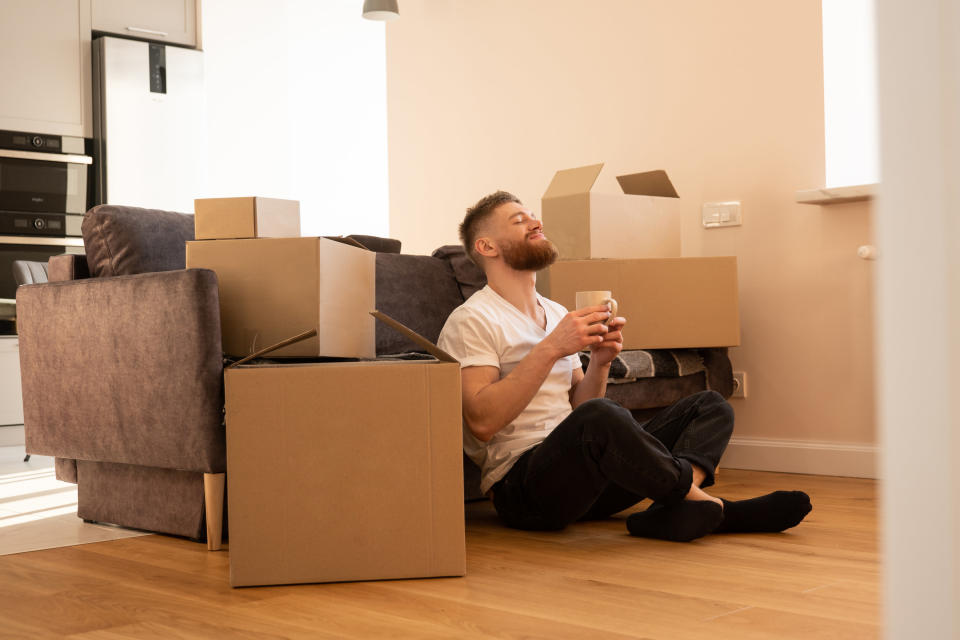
201, 0, 389, 238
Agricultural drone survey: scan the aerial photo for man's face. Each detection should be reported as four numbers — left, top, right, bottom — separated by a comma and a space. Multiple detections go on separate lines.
484, 201, 559, 271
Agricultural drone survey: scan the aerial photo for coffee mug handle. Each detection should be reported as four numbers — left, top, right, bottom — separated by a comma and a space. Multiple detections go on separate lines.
604, 298, 618, 317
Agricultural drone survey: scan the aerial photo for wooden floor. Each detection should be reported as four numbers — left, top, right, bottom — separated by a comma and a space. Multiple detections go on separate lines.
0, 470, 879, 639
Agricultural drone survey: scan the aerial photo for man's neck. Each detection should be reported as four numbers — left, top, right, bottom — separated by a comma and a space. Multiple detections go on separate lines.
485, 264, 540, 321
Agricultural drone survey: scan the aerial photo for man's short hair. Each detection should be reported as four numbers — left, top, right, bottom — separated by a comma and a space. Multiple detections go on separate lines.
460, 190, 522, 264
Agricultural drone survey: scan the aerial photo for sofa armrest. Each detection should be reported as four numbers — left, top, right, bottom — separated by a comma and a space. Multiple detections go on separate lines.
48, 254, 89, 282
16, 268, 225, 473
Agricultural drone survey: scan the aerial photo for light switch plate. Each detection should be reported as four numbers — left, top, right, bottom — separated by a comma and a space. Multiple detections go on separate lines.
702, 201, 742, 228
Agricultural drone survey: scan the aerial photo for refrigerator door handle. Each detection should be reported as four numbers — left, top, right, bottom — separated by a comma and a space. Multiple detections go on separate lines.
126, 26, 169, 37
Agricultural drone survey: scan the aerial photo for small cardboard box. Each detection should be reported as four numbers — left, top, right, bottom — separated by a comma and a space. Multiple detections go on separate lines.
194, 196, 300, 240
542, 163, 682, 260
186, 237, 375, 358
539, 256, 740, 349
224, 314, 465, 587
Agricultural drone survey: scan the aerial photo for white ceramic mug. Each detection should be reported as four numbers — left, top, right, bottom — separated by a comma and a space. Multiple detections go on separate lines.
575, 290, 618, 317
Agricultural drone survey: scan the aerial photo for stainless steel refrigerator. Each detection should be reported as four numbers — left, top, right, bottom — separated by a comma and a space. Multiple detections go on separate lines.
92, 36, 206, 213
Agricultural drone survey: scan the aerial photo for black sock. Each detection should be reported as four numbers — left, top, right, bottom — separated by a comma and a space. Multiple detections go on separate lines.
714, 491, 812, 533
626, 500, 723, 542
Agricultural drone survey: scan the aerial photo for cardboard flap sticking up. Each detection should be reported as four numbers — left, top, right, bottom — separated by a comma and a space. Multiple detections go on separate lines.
226, 311, 458, 367
370, 311, 458, 363
616, 170, 679, 198
543, 163, 605, 199
228, 328, 319, 367
323, 236, 370, 251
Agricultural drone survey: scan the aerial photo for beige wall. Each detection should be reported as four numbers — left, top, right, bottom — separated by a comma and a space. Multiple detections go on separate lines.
386, 0, 875, 445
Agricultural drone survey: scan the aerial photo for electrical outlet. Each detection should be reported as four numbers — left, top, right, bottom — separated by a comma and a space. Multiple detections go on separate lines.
732, 371, 747, 398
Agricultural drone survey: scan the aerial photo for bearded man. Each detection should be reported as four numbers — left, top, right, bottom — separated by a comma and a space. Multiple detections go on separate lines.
437, 191, 812, 541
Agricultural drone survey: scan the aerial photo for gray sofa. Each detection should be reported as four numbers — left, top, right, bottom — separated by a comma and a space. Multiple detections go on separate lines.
17, 204, 734, 541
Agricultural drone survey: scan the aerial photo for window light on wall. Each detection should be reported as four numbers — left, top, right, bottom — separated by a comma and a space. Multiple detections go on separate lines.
822, 0, 880, 187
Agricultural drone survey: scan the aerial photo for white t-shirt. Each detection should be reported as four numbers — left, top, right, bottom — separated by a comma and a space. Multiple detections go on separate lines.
437, 285, 582, 494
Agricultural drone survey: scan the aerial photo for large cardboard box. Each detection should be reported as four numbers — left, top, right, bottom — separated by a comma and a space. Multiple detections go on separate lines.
194, 196, 300, 240
186, 237, 375, 358
542, 163, 682, 260
224, 317, 465, 587
539, 257, 740, 349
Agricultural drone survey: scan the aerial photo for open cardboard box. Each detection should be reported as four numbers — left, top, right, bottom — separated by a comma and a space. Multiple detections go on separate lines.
538, 256, 740, 350
224, 311, 466, 587
541, 163, 682, 260
194, 196, 301, 240
186, 236, 375, 359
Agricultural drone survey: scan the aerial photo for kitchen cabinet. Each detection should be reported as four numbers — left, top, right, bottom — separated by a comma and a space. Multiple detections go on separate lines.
0, 337, 24, 427
92, 0, 198, 48
0, 0, 92, 138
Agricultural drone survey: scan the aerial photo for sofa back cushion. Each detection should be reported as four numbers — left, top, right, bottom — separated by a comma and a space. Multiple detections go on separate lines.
375, 253, 464, 354
82, 205, 195, 277
431, 245, 487, 300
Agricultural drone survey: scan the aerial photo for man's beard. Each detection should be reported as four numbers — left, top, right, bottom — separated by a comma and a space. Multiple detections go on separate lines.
500, 237, 559, 271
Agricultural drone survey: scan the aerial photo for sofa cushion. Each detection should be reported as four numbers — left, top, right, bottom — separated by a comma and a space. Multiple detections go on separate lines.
81, 205, 195, 277
348, 234, 401, 254
431, 245, 487, 300
375, 253, 464, 354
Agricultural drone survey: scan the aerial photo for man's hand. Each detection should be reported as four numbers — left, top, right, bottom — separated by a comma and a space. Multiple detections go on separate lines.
569, 315, 625, 408
588, 316, 626, 367
543, 305, 612, 358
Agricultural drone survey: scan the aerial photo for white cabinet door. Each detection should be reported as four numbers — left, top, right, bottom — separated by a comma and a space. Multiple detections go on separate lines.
92, 0, 197, 48
0, 337, 24, 426
0, 0, 92, 137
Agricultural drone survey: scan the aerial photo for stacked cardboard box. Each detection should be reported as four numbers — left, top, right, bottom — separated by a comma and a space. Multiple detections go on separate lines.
537, 164, 741, 350
185, 198, 466, 587
187, 197, 376, 359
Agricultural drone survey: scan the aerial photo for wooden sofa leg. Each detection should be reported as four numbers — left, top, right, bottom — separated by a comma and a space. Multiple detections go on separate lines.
204, 473, 225, 551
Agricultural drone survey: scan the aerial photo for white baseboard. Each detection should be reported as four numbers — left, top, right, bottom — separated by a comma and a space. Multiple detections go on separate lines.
722, 436, 878, 479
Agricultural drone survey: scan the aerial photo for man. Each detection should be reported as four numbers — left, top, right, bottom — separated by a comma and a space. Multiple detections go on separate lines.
437, 191, 812, 542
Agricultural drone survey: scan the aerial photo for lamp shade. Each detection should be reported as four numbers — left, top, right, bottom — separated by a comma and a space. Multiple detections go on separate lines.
362, 0, 399, 21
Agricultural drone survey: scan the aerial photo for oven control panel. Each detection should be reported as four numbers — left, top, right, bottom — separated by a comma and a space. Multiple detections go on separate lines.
0, 212, 69, 237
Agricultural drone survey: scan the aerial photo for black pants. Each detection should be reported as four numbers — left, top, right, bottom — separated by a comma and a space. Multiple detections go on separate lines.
491, 390, 734, 531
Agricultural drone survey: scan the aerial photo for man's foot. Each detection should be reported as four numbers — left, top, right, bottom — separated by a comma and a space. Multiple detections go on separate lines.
626, 500, 724, 542
714, 491, 812, 533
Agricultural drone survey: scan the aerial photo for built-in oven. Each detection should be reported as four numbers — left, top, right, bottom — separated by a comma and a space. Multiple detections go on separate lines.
0, 129, 92, 335
0, 129, 92, 237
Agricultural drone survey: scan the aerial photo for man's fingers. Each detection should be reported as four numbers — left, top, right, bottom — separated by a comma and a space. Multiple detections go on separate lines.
594, 342, 622, 352
586, 323, 608, 335
601, 330, 623, 342
574, 305, 612, 317
585, 311, 611, 325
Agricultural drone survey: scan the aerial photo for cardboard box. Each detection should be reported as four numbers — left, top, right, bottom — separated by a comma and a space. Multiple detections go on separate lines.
542, 163, 682, 260
194, 196, 300, 240
225, 315, 465, 587
539, 256, 740, 349
186, 237, 375, 358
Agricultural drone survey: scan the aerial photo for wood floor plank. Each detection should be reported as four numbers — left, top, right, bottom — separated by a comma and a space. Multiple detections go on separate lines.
0, 470, 880, 638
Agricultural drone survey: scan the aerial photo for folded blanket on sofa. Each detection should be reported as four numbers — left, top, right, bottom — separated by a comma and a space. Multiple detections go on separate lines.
579, 349, 706, 383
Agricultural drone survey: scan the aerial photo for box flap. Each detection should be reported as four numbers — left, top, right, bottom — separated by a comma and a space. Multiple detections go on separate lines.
228, 328, 319, 367
323, 235, 370, 251
543, 163, 604, 199
616, 170, 679, 198
370, 311, 458, 363
227, 311, 458, 367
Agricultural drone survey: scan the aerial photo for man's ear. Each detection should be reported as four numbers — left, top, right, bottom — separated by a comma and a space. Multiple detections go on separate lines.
475, 236, 498, 259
